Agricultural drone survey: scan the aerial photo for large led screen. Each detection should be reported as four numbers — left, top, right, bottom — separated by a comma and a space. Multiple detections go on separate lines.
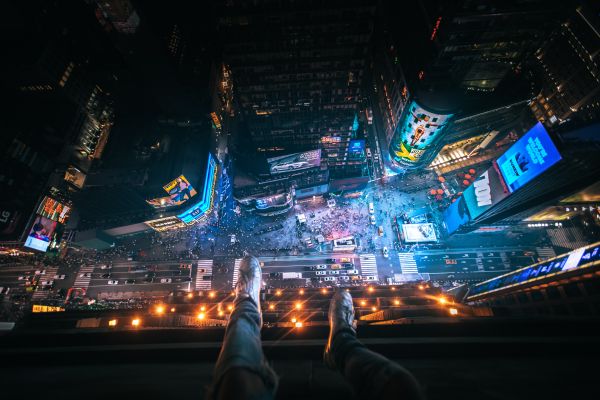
402, 223, 437, 242
390, 101, 452, 165
463, 166, 510, 219
443, 196, 471, 234
267, 149, 321, 175
496, 123, 561, 193
37, 196, 71, 224
24, 215, 57, 252
178, 154, 218, 225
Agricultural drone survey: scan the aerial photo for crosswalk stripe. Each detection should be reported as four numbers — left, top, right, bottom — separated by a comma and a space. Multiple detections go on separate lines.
195, 260, 213, 291
72, 265, 95, 289
232, 259, 242, 289
359, 254, 378, 279
398, 253, 419, 274
32, 267, 58, 300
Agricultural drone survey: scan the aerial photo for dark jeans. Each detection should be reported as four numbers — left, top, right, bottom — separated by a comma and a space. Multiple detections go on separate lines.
209, 299, 424, 400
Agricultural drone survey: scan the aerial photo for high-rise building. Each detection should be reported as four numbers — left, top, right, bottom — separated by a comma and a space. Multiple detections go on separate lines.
529, 2, 600, 127
219, 0, 374, 180
442, 122, 600, 235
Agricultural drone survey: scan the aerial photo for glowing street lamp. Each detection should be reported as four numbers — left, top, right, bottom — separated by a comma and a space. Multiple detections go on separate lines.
295, 302, 302, 310
108, 319, 118, 327
155, 305, 165, 314
131, 318, 141, 327
197, 312, 206, 320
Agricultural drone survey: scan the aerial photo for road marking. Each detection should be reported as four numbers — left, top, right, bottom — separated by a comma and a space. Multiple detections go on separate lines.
232, 259, 242, 289
195, 259, 213, 291
359, 254, 378, 279
72, 265, 95, 290
32, 267, 58, 300
398, 253, 419, 274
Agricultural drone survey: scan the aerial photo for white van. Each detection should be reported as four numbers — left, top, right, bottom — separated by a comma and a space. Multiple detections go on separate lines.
368, 202, 375, 214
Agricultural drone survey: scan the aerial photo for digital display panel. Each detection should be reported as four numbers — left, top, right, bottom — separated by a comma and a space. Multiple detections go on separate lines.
496, 123, 561, 193
443, 196, 471, 234
144, 216, 186, 232
36, 196, 71, 224
267, 149, 321, 175
390, 101, 453, 165
462, 166, 510, 219
468, 243, 600, 298
177, 154, 218, 225
402, 223, 437, 242
348, 140, 365, 158
24, 215, 57, 252
147, 175, 198, 209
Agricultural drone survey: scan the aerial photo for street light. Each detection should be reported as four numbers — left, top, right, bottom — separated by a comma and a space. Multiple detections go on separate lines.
299, 289, 304, 295
209, 292, 216, 298
295, 302, 302, 310
108, 319, 118, 327
449, 308, 458, 316
438, 296, 447, 305
295, 321, 303, 328
170, 307, 176, 313
276, 290, 282, 296
291, 317, 297, 324
321, 288, 328, 295
268, 304, 275, 310
394, 300, 400, 306
197, 313, 206, 320
360, 300, 367, 306
131, 318, 141, 327
155, 305, 165, 314
368, 287, 374, 293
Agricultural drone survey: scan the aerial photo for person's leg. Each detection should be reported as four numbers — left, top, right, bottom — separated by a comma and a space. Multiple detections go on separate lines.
324, 291, 424, 400
209, 256, 277, 400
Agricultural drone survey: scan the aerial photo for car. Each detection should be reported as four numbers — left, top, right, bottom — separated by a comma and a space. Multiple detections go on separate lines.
316, 264, 327, 269
53, 274, 66, 280
304, 266, 314, 271
79, 273, 91, 278
271, 161, 309, 173
364, 276, 378, 281
340, 276, 350, 281
378, 226, 384, 236
160, 278, 172, 283
40, 280, 54, 286
101, 273, 111, 279
370, 215, 376, 225
99, 265, 112, 270
316, 271, 327, 276
383, 247, 389, 258
368, 202, 375, 214
329, 270, 340, 275
330, 264, 342, 270
327, 199, 336, 208
324, 276, 336, 281
108, 280, 119, 285
18, 276, 25, 281
341, 263, 354, 269
325, 259, 336, 264
145, 272, 156, 278
125, 279, 135, 284
366, 148, 372, 158
347, 269, 359, 275
230, 234, 236, 244
350, 275, 362, 281
338, 257, 351, 263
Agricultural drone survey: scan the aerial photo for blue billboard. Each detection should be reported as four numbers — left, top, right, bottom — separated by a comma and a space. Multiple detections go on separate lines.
177, 153, 218, 225
348, 139, 365, 158
463, 166, 510, 219
496, 123, 561, 193
443, 196, 471, 234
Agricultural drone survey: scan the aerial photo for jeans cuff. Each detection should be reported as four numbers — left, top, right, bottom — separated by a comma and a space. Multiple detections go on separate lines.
208, 363, 279, 400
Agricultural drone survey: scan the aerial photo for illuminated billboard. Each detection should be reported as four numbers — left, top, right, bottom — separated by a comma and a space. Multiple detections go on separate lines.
462, 166, 510, 219
146, 175, 197, 209
496, 123, 561, 193
24, 215, 57, 252
178, 153, 218, 225
145, 216, 186, 232
443, 196, 471, 234
267, 150, 321, 175
390, 101, 453, 166
402, 223, 437, 242
348, 140, 365, 159
37, 196, 71, 224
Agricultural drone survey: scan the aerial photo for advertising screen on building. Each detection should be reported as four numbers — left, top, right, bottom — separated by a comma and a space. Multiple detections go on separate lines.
443, 196, 471, 234
462, 166, 510, 219
496, 122, 561, 193
267, 149, 321, 175
145, 216, 186, 232
402, 223, 437, 242
24, 215, 57, 252
390, 101, 453, 165
178, 154, 218, 225
36, 196, 71, 224
348, 140, 365, 158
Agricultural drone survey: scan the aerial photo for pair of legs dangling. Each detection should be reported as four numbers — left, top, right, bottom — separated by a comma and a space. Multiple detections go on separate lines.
209, 256, 424, 400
